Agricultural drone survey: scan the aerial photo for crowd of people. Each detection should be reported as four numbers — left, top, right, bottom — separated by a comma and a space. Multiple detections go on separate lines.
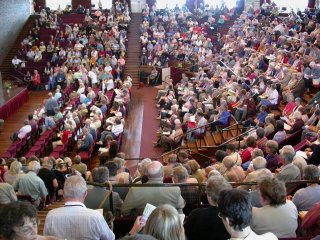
1, 154, 320, 239
143, 1, 320, 163
1, 1, 320, 240
13, 0, 131, 91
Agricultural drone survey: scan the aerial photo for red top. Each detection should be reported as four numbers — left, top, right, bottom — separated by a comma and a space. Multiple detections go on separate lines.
61, 130, 72, 144
32, 74, 41, 85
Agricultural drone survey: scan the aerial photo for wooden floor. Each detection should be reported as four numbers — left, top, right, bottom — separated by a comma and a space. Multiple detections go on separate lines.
0, 90, 49, 155
0, 87, 147, 172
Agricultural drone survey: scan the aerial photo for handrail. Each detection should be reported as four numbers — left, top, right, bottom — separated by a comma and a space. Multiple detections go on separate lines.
156, 146, 181, 160
218, 126, 257, 149
189, 149, 212, 160
86, 179, 319, 214
173, 114, 231, 143
13, 69, 27, 77
87, 180, 320, 188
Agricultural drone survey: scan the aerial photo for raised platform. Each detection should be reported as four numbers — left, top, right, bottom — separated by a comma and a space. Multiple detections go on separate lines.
0, 86, 28, 119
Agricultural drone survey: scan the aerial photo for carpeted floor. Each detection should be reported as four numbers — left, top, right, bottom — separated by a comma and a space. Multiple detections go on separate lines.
138, 86, 163, 159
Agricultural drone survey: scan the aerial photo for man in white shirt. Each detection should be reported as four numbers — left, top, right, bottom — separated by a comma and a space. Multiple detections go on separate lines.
18, 119, 32, 139
44, 175, 115, 240
88, 70, 98, 86
12, 56, 23, 69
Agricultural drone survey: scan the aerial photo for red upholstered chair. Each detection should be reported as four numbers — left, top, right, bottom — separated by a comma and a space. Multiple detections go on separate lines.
78, 143, 94, 169
50, 140, 69, 158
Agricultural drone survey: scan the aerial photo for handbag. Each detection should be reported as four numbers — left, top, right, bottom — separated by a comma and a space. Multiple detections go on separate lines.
97, 181, 115, 230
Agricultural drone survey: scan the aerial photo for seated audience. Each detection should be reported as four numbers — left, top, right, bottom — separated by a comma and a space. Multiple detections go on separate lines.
292, 165, 320, 211
0, 181, 17, 204
128, 204, 185, 240
13, 160, 47, 207
184, 175, 231, 240
251, 177, 298, 238
121, 161, 185, 216
85, 167, 123, 215
222, 156, 245, 183
218, 189, 277, 239
4, 159, 22, 185
0, 201, 60, 240
276, 145, 301, 187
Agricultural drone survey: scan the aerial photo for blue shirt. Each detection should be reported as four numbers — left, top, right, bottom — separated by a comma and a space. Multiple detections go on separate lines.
219, 111, 231, 125
45, 117, 56, 129
257, 111, 268, 124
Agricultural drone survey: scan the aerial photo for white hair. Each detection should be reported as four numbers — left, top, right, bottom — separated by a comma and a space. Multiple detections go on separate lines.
252, 157, 267, 170
63, 175, 87, 199
28, 161, 41, 172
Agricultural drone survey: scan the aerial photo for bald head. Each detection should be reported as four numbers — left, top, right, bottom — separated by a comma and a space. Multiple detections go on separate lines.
146, 161, 163, 180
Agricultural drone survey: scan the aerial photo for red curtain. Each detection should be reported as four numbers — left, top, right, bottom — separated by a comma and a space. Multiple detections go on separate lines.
71, 0, 92, 10
34, 0, 46, 11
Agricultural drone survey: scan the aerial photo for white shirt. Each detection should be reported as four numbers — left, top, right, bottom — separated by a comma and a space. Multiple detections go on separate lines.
12, 58, 22, 65
230, 230, 277, 240
44, 202, 115, 240
112, 123, 124, 137
268, 89, 279, 104
106, 79, 115, 91
18, 125, 32, 139
88, 71, 98, 84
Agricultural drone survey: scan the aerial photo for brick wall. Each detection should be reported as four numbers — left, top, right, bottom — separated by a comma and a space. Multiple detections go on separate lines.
0, 0, 31, 64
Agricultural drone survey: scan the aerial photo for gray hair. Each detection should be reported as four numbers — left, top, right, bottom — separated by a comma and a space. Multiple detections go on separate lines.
146, 161, 163, 179
266, 140, 278, 153
28, 161, 41, 173
63, 175, 87, 199
74, 155, 81, 164
113, 157, 126, 169
222, 156, 236, 169
9, 160, 22, 174
206, 175, 232, 203
252, 157, 267, 170
64, 157, 72, 167
303, 165, 320, 181
42, 159, 53, 170
172, 166, 188, 182
279, 145, 295, 163
92, 167, 109, 183
138, 158, 153, 175
144, 204, 184, 240
251, 149, 264, 159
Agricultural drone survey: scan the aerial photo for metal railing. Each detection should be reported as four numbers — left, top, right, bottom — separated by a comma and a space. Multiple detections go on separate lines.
87, 179, 320, 214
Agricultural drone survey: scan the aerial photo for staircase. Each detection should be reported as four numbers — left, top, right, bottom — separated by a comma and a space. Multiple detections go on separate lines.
125, 13, 142, 85
184, 119, 242, 163
37, 200, 65, 234
0, 15, 39, 82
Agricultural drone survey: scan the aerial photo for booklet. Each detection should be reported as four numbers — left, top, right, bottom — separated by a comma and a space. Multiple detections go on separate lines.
141, 203, 157, 224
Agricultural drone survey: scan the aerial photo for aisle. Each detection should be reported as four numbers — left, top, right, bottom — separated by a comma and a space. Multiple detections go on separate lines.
0, 90, 49, 155
139, 86, 163, 159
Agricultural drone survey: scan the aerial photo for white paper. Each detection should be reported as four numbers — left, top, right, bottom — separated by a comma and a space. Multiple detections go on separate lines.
140, 203, 157, 224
